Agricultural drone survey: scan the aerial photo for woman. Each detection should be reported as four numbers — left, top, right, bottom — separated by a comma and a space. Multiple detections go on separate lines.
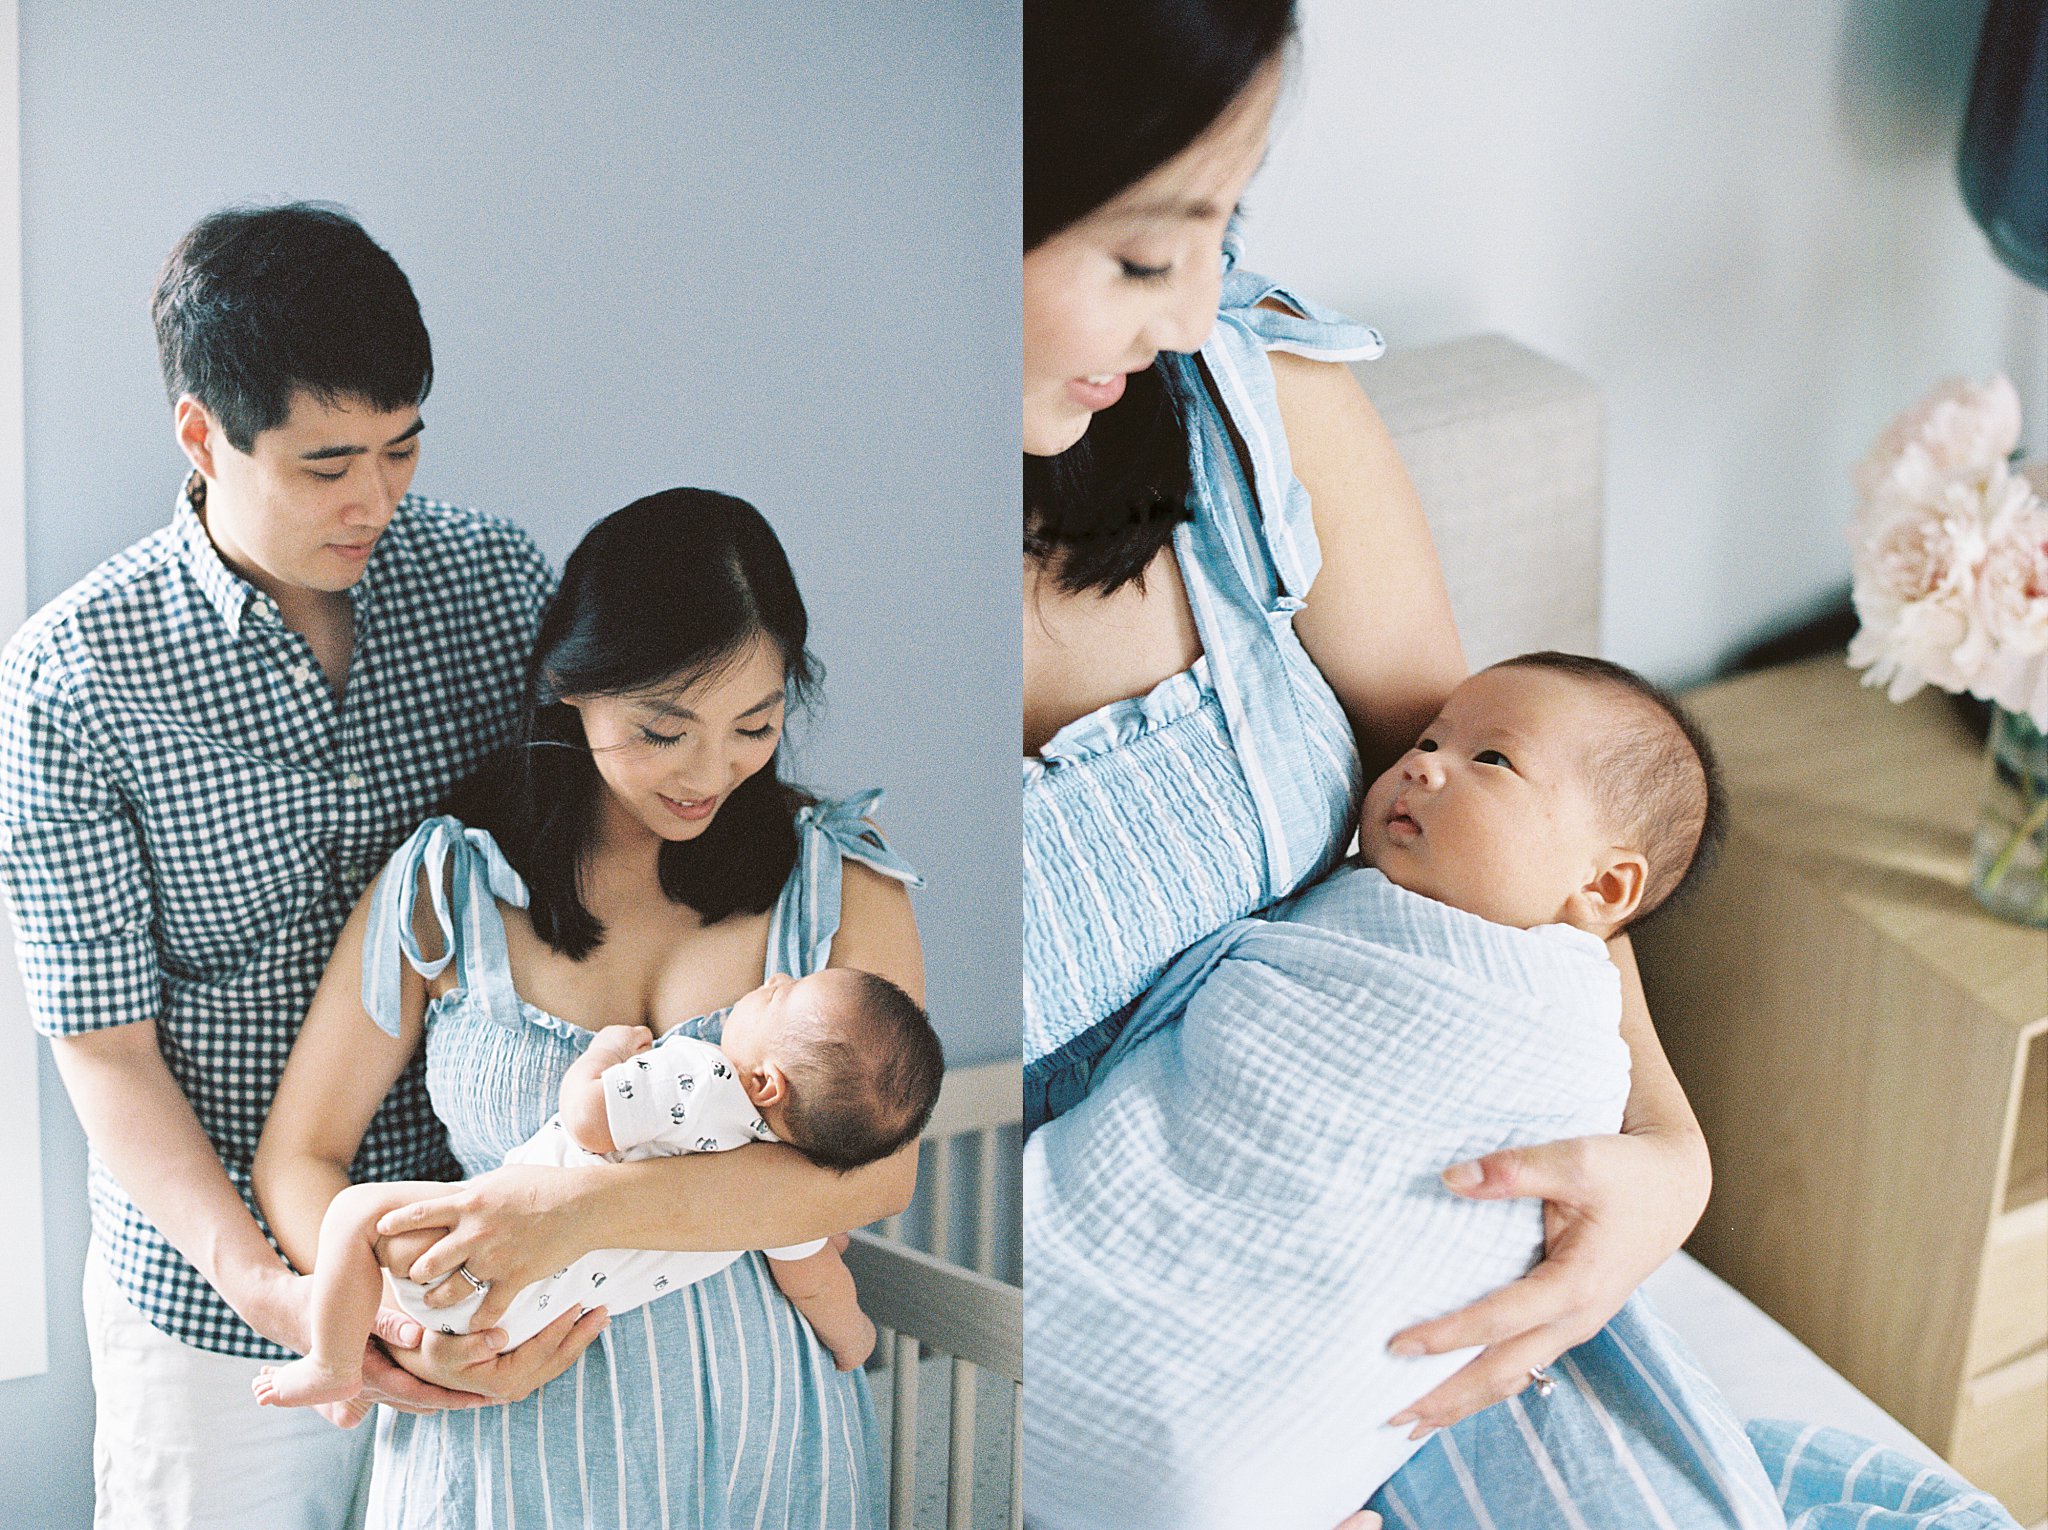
255, 489, 920, 1526
1020, 5, 1960, 1528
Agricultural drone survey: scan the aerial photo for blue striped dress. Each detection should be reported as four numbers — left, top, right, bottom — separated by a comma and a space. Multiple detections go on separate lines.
1020, 240, 2018, 1527
356, 793, 919, 1530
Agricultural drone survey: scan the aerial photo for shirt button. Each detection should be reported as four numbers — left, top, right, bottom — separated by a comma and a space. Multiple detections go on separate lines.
290, 664, 315, 685
343, 772, 365, 790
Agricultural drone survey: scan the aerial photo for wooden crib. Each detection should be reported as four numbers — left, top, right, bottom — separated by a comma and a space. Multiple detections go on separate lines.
854, 1057, 1022, 1529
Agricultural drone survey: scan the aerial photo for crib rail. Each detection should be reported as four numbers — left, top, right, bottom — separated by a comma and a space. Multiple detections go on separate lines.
862, 1057, 1023, 1529
847, 1232, 1022, 1530
882, 1058, 1020, 1280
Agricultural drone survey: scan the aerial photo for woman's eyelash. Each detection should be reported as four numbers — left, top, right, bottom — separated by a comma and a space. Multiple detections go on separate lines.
1119, 259, 1173, 283
642, 724, 778, 746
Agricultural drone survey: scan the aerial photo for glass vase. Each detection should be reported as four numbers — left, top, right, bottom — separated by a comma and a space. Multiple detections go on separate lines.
1969, 705, 2048, 927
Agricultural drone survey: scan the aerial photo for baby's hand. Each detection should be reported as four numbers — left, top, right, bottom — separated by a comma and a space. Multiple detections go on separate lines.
591, 1025, 655, 1068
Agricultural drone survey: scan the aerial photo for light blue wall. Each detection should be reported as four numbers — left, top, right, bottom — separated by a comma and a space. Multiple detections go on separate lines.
2, 4, 1017, 1521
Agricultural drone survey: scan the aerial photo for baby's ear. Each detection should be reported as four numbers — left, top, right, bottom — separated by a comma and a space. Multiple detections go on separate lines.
1579, 850, 1648, 931
744, 1061, 790, 1110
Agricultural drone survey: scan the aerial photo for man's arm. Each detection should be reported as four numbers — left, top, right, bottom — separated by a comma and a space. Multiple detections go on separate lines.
50, 1022, 310, 1349
0, 644, 305, 1348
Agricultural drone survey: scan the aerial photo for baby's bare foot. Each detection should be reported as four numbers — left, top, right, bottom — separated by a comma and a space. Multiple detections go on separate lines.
252, 1357, 364, 1409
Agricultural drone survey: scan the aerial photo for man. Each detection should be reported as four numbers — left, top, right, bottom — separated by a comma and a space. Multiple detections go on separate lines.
0, 204, 600, 1529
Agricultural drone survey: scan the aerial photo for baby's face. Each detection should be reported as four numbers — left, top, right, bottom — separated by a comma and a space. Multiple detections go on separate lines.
1358, 666, 1618, 930
720, 968, 849, 1071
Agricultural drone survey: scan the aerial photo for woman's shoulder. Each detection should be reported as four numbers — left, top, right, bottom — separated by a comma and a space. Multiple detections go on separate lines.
1209, 222, 1384, 370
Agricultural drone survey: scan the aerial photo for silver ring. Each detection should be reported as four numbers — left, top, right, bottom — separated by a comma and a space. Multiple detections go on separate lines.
454, 1264, 491, 1297
1527, 1364, 1556, 1398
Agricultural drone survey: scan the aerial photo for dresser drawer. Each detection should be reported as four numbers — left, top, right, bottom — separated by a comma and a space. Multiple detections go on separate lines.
1966, 1202, 2048, 1375
1946, 1345, 2047, 1525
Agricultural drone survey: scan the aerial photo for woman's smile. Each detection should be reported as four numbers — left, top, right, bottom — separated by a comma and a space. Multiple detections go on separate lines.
657, 790, 720, 822
1067, 372, 1128, 410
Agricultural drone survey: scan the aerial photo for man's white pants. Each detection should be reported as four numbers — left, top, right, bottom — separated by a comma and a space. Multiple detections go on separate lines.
82, 1241, 372, 1530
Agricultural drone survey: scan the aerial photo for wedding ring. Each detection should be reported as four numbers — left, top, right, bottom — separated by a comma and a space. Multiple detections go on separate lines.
454, 1264, 491, 1297
1527, 1364, 1557, 1398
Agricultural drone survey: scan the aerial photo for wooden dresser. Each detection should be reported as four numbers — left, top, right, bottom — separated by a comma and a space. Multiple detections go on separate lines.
1634, 656, 2047, 1522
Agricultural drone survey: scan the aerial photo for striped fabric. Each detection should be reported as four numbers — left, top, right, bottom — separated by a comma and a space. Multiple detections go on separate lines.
1749, 1422, 2022, 1529
1027, 864, 1649, 1528
0, 478, 551, 1356
363, 793, 919, 1527
1023, 232, 1384, 1129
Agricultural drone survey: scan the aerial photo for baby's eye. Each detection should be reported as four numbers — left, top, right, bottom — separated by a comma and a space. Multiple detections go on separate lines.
1415, 738, 1438, 753
1118, 258, 1173, 283
1474, 749, 1514, 768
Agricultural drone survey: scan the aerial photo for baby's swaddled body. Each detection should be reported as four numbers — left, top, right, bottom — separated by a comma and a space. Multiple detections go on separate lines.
1023, 862, 1633, 1530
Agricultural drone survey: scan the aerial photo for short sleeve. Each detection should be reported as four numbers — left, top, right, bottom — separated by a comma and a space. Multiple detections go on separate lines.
0, 639, 159, 1035
762, 1238, 829, 1262
601, 1035, 759, 1155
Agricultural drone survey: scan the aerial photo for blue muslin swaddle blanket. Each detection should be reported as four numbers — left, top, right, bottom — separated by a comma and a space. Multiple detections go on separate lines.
1023, 863, 1634, 1530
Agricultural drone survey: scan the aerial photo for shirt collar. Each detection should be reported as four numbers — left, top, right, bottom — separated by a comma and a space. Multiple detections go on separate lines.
172, 475, 262, 634
171, 472, 389, 636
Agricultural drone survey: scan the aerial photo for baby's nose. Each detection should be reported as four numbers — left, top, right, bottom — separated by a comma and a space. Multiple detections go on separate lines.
1402, 751, 1445, 787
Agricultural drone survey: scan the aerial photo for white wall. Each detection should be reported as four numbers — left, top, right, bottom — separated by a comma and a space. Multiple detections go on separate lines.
1246, 0, 2027, 686
0, 0, 44, 1392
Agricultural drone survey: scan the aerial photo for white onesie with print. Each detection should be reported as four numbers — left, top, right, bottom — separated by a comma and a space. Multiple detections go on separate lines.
388, 1033, 825, 1349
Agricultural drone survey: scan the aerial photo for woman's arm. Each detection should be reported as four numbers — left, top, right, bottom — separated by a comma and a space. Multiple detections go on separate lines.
254, 869, 605, 1407
1383, 937, 1713, 1434
1270, 352, 1712, 1433
1270, 348, 1468, 775
380, 857, 927, 1332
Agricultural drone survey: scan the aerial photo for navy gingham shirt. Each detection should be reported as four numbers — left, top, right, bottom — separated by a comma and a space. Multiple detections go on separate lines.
0, 479, 554, 1356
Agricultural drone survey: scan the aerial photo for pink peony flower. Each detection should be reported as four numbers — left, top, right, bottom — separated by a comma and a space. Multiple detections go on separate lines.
1848, 382, 2048, 727
1853, 373, 2022, 503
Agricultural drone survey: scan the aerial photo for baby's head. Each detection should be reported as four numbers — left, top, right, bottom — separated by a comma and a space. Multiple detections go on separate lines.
1357, 653, 1725, 938
719, 968, 945, 1171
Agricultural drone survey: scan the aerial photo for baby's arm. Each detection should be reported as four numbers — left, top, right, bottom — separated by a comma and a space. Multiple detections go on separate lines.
559, 1025, 656, 1155
767, 1237, 875, 1372
251, 1179, 447, 1409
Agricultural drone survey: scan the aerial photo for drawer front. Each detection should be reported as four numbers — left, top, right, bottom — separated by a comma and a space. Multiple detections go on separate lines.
1947, 1346, 2046, 1526
1966, 1205, 2048, 1375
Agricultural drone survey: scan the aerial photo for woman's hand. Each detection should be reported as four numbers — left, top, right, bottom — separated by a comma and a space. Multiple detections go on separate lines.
382, 1302, 610, 1406
1384, 1123, 1711, 1436
374, 1163, 601, 1333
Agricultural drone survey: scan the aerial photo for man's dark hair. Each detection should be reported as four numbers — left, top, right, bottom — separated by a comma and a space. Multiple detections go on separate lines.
151, 202, 432, 452
1024, 0, 1298, 599
443, 488, 821, 959
1492, 652, 1729, 925
779, 972, 945, 1173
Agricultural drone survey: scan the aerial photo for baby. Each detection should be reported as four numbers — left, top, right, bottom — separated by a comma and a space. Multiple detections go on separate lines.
255, 965, 944, 1412
1354, 650, 1725, 940
1024, 651, 1726, 1530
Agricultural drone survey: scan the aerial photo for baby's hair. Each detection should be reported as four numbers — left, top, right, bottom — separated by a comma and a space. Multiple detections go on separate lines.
1490, 652, 1727, 925
777, 972, 945, 1172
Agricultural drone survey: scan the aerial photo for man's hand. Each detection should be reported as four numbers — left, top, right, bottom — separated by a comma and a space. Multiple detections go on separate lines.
314, 1307, 498, 1428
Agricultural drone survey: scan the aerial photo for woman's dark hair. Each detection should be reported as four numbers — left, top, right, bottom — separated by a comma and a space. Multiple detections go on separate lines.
1025, 0, 1296, 596
446, 489, 820, 959
152, 202, 432, 453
